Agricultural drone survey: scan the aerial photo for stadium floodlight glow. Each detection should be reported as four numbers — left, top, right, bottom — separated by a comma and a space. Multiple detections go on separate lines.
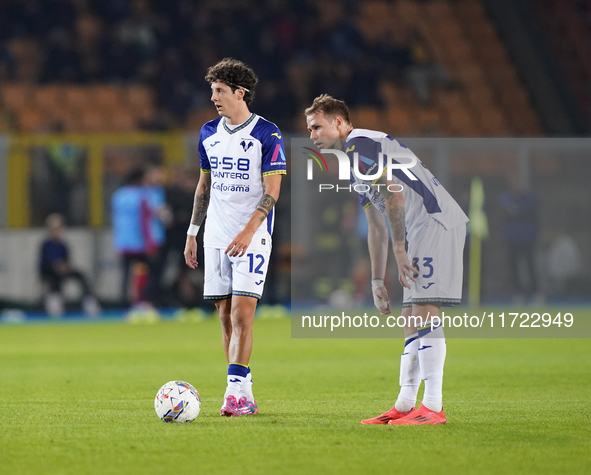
305, 148, 419, 182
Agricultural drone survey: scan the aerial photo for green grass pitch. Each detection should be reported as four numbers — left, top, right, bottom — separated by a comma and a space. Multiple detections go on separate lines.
1, 315, 590, 475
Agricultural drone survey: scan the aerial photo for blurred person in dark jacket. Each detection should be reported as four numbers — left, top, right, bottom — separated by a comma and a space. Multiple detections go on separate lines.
39, 213, 100, 317
499, 176, 542, 303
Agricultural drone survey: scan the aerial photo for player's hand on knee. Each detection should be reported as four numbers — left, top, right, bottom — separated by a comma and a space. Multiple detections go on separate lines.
371, 279, 391, 315
184, 237, 198, 269
225, 229, 254, 257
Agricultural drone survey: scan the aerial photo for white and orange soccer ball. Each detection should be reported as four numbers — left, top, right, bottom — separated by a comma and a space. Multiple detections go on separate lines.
154, 381, 201, 423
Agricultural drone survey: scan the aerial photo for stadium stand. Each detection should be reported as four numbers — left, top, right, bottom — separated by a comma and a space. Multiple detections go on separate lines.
0, 0, 552, 135
529, 0, 591, 130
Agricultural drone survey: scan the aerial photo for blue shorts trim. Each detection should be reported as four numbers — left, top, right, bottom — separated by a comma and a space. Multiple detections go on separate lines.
204, 294, 232, 301
403, 298, 461, 307
232, 291, 261, 300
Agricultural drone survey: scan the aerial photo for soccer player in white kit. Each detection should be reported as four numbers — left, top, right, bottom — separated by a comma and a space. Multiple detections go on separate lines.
305, 95, 468, 425
184, 58, 286, 416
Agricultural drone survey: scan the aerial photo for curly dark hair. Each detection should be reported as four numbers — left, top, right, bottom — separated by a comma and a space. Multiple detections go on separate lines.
205, 58, 258, 105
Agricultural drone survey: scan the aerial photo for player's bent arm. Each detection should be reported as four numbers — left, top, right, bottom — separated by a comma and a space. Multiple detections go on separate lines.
225, 174, 282, 257
383, 182, 405, 251
190, 172, 212, 227
365, 205, 389, 280
184, 172, 211, 269
378, 176, 416, 289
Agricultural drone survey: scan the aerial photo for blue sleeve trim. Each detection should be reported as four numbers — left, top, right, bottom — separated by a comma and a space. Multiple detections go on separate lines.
198, 118, 220, 171
267, 207, 273, 236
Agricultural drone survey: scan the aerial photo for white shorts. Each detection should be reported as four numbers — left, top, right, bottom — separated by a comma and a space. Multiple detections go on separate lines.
203, 247, 270, 301
402, 220, 466, 307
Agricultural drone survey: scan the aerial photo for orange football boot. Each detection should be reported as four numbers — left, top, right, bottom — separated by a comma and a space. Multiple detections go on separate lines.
360, 406, 415, 424
388, 403, 446, 425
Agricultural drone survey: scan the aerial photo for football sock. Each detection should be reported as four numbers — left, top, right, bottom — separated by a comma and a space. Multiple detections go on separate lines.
239, 367, 254, 402
224, 363, 248, 400
395, 333, 420, 413
418, 323, 446, 413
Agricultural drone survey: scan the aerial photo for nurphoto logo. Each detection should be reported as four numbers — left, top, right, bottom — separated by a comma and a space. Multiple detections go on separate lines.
303, 146, 419, 196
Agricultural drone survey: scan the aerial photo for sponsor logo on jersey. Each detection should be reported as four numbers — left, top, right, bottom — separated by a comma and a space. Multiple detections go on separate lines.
422, 282, 435, 289
345, 145, 355, 153
270, 143, 286, 163
255, 280, 264, 285
212, 170, 250, 180
209, 141, 220, 148
271, 132, 282, 139
212, 182, 250, 192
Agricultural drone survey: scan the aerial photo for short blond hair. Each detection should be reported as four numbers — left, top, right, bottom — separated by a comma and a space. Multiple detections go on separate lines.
304, 94, 352, 125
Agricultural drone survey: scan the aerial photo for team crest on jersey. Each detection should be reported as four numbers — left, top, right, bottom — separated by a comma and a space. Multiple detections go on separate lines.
240, 140, 254, 152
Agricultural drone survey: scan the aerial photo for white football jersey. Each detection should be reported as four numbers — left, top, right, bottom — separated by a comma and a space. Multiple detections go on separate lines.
344, 128, 468, 243
199, 113, 287, 250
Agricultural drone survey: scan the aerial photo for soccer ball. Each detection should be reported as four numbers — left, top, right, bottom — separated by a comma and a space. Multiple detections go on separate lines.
154, 381, 201, 422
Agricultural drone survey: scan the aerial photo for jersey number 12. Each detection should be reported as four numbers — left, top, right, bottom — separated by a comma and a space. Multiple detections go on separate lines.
247, 253, 265, 274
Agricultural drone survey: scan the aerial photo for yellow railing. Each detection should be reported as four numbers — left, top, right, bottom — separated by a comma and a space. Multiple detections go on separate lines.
6, 133, 186, 228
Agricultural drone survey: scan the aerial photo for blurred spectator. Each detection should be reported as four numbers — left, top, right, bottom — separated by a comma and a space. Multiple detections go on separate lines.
39, 213, 100, 317
406, 28, 456, 107
499, 176, 542, 303
29, 126, 88, 226
142, 163, 171, 305
0, 41, 16, 80
111, 167, 153, 306
546, 233, 584, 297
41, 28, 81, 83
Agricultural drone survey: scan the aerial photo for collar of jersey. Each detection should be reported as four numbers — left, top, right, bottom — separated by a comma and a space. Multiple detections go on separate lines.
222, 113, 256, 135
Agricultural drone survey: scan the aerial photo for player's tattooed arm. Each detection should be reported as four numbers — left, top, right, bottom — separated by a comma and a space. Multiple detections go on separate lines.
374, 174, 415, 289
255, 194, 277, 222
374, 174, 405, 244
386, 199, 406, 244
191, 192, 210, 226
185, 172, 210, 269
190, 173, 211, 226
